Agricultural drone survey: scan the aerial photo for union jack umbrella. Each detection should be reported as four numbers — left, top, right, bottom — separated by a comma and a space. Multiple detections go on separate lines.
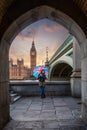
33, 65, 49, 79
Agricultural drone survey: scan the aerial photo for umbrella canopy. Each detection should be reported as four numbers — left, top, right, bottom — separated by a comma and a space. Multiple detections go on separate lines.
33, 65, 49, 79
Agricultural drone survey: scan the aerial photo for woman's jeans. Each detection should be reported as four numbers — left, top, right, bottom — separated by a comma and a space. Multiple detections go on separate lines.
40, 86, 45, 98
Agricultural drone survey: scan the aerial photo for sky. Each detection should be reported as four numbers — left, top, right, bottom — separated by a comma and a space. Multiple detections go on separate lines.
9, 18, 69, 67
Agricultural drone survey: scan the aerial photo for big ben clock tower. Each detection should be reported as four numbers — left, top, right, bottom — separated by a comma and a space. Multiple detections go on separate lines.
30, 41, 37, 74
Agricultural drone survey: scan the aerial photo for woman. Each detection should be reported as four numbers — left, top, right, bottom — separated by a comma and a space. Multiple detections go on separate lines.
38, 69, 46, 98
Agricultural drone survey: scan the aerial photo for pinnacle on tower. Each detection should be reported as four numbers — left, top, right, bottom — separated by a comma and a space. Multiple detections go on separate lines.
45, 47, 49, 67
46, 47, 48, 62
30, 40, 36, 51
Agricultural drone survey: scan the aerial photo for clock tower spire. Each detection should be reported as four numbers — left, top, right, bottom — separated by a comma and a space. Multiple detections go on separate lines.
30, 40, 37, 74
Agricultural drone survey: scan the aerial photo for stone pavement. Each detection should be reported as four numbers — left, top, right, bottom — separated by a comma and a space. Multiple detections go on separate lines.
3, 96, 87, 130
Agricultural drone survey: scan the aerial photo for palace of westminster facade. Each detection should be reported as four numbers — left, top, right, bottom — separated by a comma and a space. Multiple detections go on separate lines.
9, 41, 37, 80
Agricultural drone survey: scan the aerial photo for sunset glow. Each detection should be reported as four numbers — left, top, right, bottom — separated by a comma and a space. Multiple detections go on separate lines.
9, 19, 69, 67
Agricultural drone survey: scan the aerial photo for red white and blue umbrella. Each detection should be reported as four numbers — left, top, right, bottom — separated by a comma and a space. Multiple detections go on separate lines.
33, 65, 48, 79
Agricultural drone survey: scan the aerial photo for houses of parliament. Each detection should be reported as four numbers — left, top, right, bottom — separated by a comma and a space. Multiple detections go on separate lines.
9, 41, 37, 80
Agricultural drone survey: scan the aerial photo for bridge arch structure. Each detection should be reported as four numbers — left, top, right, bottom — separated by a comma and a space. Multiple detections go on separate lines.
49, 55, 73, 80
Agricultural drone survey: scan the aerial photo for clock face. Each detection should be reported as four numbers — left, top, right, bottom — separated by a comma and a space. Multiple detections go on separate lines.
32, 52, 35, 55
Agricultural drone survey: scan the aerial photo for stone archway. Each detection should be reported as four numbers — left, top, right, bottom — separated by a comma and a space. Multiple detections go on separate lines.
1, 5, 86, 45
0, 5, 87, 129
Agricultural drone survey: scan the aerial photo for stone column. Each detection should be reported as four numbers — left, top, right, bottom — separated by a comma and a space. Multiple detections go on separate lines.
71, 38, 81, 97
81, 39, 87, 122
0, 40, 10, 129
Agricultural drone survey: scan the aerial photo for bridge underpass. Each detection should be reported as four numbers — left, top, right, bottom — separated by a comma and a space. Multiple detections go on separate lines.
50, 62, 73, 81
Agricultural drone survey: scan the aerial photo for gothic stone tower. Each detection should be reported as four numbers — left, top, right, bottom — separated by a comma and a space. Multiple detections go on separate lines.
30, 41, 37, 75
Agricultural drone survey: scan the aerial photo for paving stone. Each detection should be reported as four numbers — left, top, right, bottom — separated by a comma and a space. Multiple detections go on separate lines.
56, 111, 73, 117
41, 110, 55, 113
12, 115, 25, 121
33, 128, 61, 130
15, 121, 25, 128
43, 120, 59, 128
24, 121, 42, 129
42, 105, 54, 110
42, 99, 53, 103
5, 120, 19, 127
29, 105, 42, 110
14, 106, 28, 110
56, 113, 74, 120
58, 119, 86, 126
24, 110, 40, 118
71, 109, 81, 118
61, 126, 87, 130
13, 128, 33, 130
54, 102, 67, 107
55, 106, 70, 111
11, 109, 26, 114
25, 110, 41, 114
22, 117, 41, 121
3, 97, 87, 130
40, 111, 56, 119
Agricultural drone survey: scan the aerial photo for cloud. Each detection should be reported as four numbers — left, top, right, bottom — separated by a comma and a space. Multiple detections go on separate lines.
16, 26, 40, 41
43, 24, 62, 33
16, 35, 40, 42
15, 20, 64, 42
44, 26, 53, 33
16, 35, 32, 41
21, 26, 39, 37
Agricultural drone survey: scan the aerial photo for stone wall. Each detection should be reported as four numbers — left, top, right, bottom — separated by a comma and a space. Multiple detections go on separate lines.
0, 41, 10, 129
0, 0, 12, 24
9, 81, 71, 96
81, 39, 87, 122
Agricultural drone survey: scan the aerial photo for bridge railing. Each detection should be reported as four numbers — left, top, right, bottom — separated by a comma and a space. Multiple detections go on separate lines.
49, 35, 73, 64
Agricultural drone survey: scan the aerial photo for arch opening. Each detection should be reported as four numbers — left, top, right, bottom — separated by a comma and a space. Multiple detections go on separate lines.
9, 18, 70, 81
50, 62, 73, 81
